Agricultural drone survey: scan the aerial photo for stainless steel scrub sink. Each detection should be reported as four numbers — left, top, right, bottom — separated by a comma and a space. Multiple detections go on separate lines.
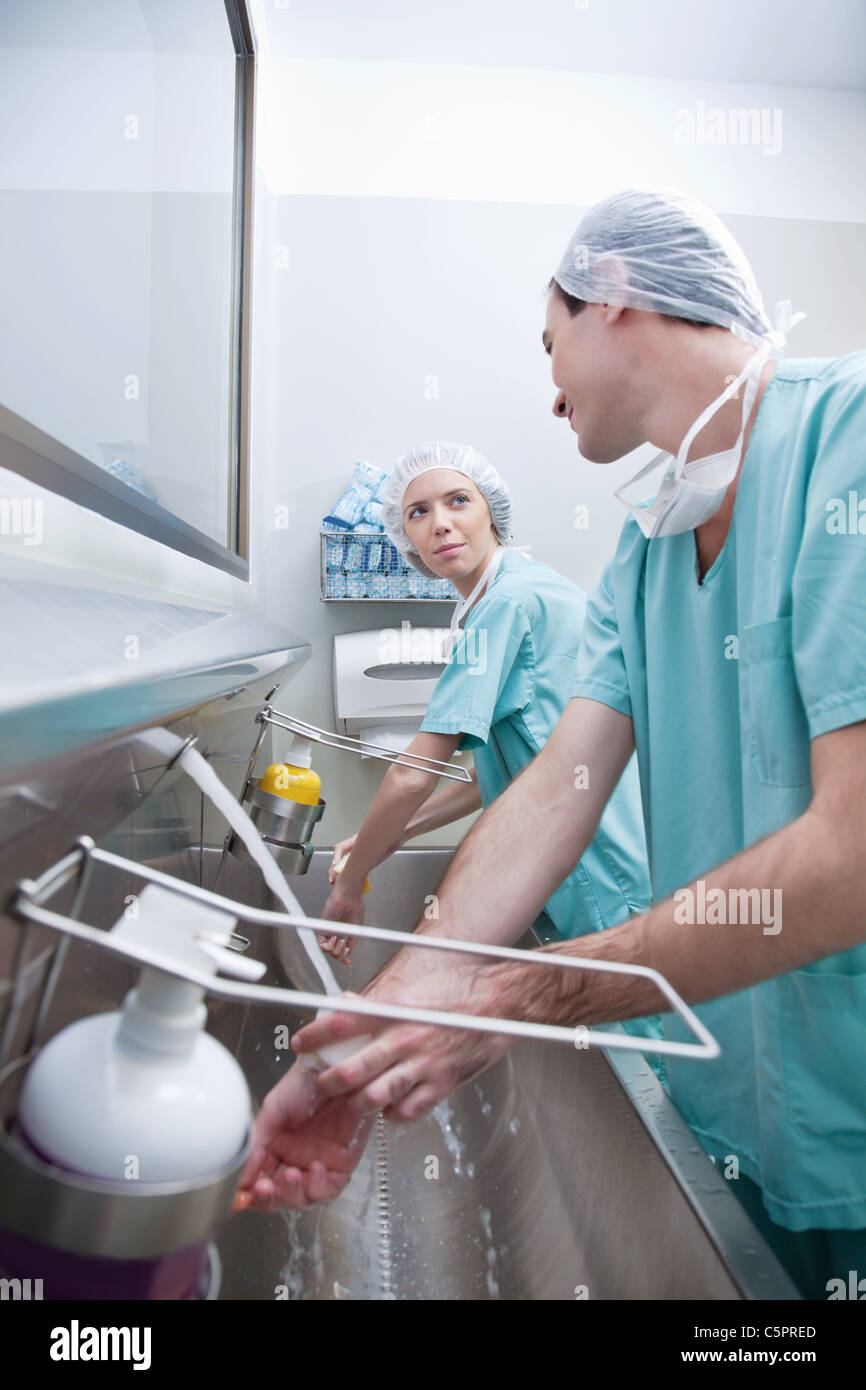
199, 847, 799, 1301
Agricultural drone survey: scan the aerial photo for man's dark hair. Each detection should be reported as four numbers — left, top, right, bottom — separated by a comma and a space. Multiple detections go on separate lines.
547, 276, 714, 330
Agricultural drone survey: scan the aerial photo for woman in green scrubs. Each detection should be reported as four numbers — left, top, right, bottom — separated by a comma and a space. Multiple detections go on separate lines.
319, 440, 663, 1062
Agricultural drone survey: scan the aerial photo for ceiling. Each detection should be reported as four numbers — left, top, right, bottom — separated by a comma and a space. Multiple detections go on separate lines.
254, 0, 866, 92
2, 2, 863, 90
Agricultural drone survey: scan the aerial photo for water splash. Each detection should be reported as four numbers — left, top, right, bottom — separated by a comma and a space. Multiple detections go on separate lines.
277, 1207, 325, 1299
432, 1098, 466, 1176
479, 1207, 500, 1297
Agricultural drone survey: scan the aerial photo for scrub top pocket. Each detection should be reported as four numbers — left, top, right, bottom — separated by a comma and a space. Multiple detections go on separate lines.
777, 966, 866, 1145
740, 616, 812, 788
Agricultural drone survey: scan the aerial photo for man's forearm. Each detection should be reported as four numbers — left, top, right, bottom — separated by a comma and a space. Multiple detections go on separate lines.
373, 699, 635, 986
497, 803, 863, 1028
412, 756, 587, 948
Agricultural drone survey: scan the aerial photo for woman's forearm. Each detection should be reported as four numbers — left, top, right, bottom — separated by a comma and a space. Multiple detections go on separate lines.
403, 769, 482, 839
337, 765, 441, 890
335, 730, 468, 891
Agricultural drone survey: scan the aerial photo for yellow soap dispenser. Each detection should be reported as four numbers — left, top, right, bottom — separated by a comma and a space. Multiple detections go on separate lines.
258, 735, 322, 806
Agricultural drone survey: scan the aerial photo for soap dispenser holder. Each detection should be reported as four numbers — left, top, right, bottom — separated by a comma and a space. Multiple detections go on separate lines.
223, 689, 473, 877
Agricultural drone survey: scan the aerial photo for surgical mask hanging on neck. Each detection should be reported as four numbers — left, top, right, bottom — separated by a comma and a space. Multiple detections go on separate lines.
614, 345, 769, 539
614, 301, 805, 540
442, 546, 504, 659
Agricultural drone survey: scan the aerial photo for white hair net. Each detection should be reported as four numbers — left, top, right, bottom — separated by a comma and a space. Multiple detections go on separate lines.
381, 441, 513, 578
553, 188, 782, 349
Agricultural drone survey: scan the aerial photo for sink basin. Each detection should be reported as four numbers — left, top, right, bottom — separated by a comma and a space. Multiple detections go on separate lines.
200, 847, 799, 1301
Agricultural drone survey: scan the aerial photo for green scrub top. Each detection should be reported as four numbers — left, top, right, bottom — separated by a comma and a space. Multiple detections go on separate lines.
572, 351, 866, 1232
420, 549, 662, 1060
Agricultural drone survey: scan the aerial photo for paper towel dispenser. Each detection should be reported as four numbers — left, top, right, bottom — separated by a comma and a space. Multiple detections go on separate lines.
333, 626, 451, 754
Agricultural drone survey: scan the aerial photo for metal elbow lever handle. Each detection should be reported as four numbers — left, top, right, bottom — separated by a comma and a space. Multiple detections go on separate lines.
216, 703, 472, 883
256, 709, 473, 784
6, 839, 720, 1065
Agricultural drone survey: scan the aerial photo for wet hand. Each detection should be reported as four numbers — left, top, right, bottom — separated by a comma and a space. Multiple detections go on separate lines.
317, 885, 364, 963
233, 1060, 374, 1213
291, 964, 515, 1123
328, 836, 358, 884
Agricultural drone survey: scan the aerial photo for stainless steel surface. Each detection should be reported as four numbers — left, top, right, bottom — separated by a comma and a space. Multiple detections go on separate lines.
228, 835, 314, 877
0, 1056, 250, 1260
213, 849, 800, 1301
0, 605, 310, 776
242, 782, 325, 837
227, 783, 326, 876
226, 767, 328, 872
0, 713, 800, 1300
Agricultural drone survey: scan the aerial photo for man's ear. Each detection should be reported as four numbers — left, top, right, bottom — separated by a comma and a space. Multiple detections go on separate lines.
591, 251, 629, 311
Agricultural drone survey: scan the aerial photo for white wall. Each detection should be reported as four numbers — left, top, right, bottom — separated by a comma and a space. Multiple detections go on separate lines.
247, 1, 866, 849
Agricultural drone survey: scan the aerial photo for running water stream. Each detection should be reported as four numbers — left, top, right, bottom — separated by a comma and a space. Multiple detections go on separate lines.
174, 738, 394, 1296
177, 744, 340, 998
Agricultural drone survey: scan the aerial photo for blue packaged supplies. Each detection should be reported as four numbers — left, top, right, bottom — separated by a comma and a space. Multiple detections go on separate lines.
330, 483, 372, 527
352, 460, 389, 498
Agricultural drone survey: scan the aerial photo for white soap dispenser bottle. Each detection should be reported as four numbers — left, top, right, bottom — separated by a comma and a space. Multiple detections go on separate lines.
17, 883, 265, 1184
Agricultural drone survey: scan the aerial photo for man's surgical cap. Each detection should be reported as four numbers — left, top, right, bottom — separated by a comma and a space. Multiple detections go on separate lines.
552, 188, 775, 348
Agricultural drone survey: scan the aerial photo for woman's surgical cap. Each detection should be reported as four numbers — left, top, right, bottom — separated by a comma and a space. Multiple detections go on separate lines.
552, 188, 777, 349
381, 441, 513, 578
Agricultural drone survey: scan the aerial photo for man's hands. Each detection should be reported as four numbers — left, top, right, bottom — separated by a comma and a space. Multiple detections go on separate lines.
292, 960, 516, 1122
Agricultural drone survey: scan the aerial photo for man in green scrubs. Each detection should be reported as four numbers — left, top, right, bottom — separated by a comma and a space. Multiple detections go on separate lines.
267, 191, 866, 1297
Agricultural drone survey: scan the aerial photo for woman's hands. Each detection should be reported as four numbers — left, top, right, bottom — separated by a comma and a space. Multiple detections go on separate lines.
329, 832, 406, 879
318, 837, 366, 962
318, 884, 365, 964
318, 832, 404, 963
234, 961, 515, 1214
233, 1058, 375, 1213
328, 835, 360, 879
